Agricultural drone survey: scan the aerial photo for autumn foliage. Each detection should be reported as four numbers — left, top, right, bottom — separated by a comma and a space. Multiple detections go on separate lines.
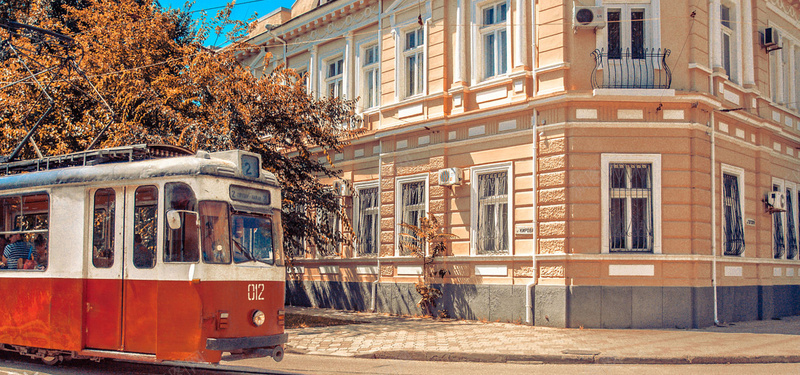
0, 0, 361, 258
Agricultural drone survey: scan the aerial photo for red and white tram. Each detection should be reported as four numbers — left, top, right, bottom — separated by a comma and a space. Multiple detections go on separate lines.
0, 144, 286, 365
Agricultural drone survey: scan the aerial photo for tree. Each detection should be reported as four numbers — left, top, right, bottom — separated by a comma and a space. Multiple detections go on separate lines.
399, 213, 457, 317
0, 0, 361, 260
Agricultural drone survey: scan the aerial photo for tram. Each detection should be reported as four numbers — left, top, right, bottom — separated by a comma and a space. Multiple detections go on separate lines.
0, 144, 286, 365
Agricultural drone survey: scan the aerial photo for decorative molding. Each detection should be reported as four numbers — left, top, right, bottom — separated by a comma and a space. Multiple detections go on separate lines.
539, 265, 564, 278
513, 266, 534, 277
286, 5, 380, 56
380, 265, 394, 276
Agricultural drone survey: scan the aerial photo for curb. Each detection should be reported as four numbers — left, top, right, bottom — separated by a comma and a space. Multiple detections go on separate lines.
354, 351, 800, 365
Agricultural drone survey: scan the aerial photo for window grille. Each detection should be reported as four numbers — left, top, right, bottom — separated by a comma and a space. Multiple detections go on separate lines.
773, 185, 785, 259
399, 181, 426, 255
316, 206, 340, 256
355, 187, 379, 256
722, 174, 745, 256
788, 189, 798, 259
477, 171, 509, 254
609, 163, 653, 252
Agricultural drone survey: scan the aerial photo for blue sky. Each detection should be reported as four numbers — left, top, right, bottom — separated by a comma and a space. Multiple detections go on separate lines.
158, 0, 294, 46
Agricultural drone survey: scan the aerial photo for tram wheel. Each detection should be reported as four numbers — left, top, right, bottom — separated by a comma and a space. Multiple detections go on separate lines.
41, 356, 60, 366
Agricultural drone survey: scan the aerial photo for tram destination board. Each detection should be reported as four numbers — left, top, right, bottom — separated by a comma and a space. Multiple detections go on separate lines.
230, 185, 271, 205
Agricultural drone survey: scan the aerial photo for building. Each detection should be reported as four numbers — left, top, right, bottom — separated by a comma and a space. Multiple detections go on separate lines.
237, 0, 800, 328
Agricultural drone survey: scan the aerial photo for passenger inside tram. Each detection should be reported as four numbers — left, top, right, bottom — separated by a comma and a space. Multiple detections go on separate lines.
32, 234, 47, 270
1, 229, 32, 270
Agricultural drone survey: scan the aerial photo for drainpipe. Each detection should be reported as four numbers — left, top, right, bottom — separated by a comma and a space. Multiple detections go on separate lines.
711, 109, 719, 326
526, 110, 538, 324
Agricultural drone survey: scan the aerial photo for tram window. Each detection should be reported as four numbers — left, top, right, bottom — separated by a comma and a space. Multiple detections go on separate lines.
1, 194, 49, 271
200, 201, 231, 264
231, 214, 274, 265
133, 186, 158, 269
164, 182, 199, 262
92, 189, 115, 268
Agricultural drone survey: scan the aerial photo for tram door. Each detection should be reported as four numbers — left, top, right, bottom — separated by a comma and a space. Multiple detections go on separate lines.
84, 187, 125, 350
84, 186, 159, 354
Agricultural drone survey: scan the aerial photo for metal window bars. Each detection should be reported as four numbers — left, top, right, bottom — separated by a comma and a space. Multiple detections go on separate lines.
399, 181, 425, 256
355, 187, 379, 257
590, 48, 672, 89
723, 174, 745, 256
788, 189, 798, 260
477, 171, 509, 255
609, 163, 653, 252
773, 186, 786, 259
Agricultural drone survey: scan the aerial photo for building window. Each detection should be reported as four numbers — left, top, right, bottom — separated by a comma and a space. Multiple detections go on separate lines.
773, 183, 785, 259
787, 187, 798, 260
601, 154, 661, 254
362, 45, 380, 109
403, 27, 425, 98
325, 57, 344, 98
397, 178, 427, 256
720, 3, 738, 83
355, 185, 379, 257
607, 8, 646, 60
472, 166, 511, 255
316, 206, 340, 256
480, 1, 508, 80
722, 171, 745, 256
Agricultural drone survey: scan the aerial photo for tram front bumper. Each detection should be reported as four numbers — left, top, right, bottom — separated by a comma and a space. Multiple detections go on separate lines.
206, 333, 288, 351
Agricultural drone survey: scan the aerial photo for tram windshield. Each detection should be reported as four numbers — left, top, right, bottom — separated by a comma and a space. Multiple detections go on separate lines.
230, 214, 273, 265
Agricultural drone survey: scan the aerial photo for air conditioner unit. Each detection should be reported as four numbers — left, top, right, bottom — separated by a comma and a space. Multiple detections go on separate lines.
333, 181, 351, 196
438, 168, 463, 186
761, 27, 781, 49
574, 6, 605, 29
767, 192, 786, 212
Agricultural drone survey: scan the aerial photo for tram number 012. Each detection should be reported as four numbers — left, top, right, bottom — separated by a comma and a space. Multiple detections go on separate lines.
247, 283, 265, 301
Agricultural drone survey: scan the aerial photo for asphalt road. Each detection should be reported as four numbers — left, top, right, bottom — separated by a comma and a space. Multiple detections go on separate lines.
1, 352, 800, 375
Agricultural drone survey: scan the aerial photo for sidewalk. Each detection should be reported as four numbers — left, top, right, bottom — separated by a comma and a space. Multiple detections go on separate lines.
284, 306, 800, 364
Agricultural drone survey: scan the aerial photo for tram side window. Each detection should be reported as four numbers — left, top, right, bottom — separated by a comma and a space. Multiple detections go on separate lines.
92, 189, 116, 268
200, 201, 231, 264
134, 186, 158, 269
1, 194, 49, 271
164, 182, 199, 262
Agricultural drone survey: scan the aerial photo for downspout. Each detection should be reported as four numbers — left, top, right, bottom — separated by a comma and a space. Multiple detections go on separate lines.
711, 109, 719, 326
526, 110, 538, 324
370, 0, 384, 313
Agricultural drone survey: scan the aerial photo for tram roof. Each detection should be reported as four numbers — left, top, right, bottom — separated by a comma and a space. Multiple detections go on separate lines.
0, 145, 278, 191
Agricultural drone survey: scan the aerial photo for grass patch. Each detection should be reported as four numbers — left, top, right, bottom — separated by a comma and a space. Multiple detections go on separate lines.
285, 313, 366, 328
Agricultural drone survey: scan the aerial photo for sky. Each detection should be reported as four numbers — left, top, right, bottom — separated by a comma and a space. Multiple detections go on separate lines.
158, 0, 294, 46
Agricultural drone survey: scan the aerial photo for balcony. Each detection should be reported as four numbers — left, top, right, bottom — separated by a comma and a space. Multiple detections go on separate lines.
591, 48, 672, 90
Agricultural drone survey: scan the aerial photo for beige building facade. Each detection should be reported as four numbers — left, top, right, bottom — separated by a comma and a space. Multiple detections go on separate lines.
238, 0, 800, 328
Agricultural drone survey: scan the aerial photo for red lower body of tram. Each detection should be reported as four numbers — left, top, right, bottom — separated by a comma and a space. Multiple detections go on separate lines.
0, 277, 286, 364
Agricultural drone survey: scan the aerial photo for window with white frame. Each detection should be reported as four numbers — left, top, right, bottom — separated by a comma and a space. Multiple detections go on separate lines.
472, 164, 512, 255
403, 27, 425, 98
787, 184, 798, 260
480, 1, 508, 80
771, 35, 797, 107
795, 46, 800, 111
772, 181, 785, 259
607, 6, 646, 60
719, 3, 738, 83
601, 154, 661, 254
397, 177, 427, 256
325, 57, 344, 98
354, 185, 379, 256
722, 167, 745, 256
361, 44, 380, 109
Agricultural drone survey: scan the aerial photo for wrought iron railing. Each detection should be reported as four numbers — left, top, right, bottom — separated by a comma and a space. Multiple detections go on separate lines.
590, 48, 672, 89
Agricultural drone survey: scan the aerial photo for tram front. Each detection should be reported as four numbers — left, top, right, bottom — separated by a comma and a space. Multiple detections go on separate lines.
167, 151, 287, 363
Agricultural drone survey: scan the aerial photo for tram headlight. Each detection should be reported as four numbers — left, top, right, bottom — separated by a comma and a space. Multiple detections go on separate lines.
251, 310, 266, 327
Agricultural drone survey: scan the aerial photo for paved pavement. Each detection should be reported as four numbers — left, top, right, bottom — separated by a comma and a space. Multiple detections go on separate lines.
284, 306, 800, 364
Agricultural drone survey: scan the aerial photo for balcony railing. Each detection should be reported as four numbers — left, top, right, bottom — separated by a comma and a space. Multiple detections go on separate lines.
590, 48, 672, 90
